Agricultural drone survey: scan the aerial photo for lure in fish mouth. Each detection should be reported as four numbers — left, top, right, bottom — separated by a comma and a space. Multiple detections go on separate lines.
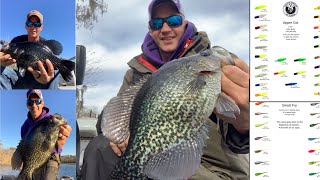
101, 46, 240, 179
51, 113, 68, 126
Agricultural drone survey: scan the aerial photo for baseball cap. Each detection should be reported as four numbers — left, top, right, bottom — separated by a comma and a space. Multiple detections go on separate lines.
26, 10, 43, 23
26, 89, 44, 100
148, 0, 184, 19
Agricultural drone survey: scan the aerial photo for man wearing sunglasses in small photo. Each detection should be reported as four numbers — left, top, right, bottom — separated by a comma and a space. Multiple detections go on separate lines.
82, 0, 249, 179
0, 10, 60, 89
17, 89, 72, 179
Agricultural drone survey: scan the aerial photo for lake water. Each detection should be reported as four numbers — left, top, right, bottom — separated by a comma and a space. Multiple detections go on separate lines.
58, 164, 76, 179
0, 164, 76, 179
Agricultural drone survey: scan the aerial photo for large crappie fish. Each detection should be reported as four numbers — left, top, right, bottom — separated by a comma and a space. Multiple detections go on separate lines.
0, 40, 75, 81
101, 46, 240, 180
11, 113, 67, 180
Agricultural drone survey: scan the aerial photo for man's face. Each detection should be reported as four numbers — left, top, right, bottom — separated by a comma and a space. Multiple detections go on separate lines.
149, 4, 187, 55
27, 94, 44, 120
25, 16, 43, 39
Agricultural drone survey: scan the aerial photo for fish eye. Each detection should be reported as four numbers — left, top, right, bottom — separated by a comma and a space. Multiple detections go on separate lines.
200, 51, 210, 57
54, 114, 62, 119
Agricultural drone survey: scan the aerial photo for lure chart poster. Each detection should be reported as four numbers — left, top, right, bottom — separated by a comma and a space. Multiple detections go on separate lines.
250, 0, 320, 179
250, 102, 320, 179
250, 0, 320, 101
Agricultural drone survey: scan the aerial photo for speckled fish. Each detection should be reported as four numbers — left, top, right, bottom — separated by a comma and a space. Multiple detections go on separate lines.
0, 40, 75, 81
11, 114, 67, 180
101, 46, 240, 180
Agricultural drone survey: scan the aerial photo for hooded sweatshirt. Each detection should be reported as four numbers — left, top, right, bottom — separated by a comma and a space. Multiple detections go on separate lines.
141, 21, 196, 68
21, 107, 62, 153
21, 107, 51, 138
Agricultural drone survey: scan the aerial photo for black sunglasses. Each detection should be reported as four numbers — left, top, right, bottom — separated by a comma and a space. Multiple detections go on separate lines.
26, 21, 42, 28
27, 99, 42, 106
149, 15, 183, 30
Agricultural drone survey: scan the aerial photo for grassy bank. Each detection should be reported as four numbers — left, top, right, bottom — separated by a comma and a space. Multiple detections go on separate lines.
61, 155, 76, 163
0, 148, 15, 166
0, 148, 76, 165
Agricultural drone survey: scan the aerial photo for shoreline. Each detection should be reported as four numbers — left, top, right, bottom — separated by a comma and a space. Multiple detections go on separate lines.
0, 147, 76, 165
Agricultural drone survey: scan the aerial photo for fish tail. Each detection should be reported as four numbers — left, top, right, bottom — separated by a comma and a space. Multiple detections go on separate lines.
55, 58, 75, 82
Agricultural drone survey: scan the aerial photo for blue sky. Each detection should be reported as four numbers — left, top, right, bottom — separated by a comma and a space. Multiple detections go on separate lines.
0, 90, 76, 156
0, 0, 75, 58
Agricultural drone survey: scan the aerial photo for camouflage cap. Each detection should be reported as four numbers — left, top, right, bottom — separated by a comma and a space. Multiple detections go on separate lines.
148, 0, 184, 19
26, 89, 44, 100
26, 10, 43, 23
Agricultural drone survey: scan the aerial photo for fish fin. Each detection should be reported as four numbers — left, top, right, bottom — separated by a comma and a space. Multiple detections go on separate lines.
18, 68, 27, 77
144, 124, 209, 180
55, 59, 75, 81
11, 140, 24, 170
185, 77, 206, 95
101, 75, 150, 144
101, 96, 130, 144
215, 92, 240, 119
211, 46, 235, 66
42, 40, 63, 55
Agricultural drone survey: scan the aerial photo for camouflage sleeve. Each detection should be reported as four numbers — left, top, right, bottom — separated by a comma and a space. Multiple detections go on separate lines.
209, 113, 249, 154
33, 153, 61, 180
117, 69, 135, 95
44, 153, 61, 180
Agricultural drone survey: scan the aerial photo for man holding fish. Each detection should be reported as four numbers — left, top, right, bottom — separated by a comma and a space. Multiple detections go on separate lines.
0, 10, 74, 89
11, 89, 72, 179
82, 0, 249, 179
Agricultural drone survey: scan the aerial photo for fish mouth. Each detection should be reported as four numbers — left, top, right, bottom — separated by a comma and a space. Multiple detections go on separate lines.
58, 121, 67, 126
197, 70, 214, 76
51, 114, 67, 126
0, 44, 9, 52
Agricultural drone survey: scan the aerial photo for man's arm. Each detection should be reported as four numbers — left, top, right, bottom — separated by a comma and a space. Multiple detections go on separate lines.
42, 153, 61, 180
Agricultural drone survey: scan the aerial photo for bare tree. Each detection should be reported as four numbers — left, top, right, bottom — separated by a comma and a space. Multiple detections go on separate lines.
76, 0, 108, 30
76, 0, 107, 118
83, 50, 104, 86
77, 84, 87, 118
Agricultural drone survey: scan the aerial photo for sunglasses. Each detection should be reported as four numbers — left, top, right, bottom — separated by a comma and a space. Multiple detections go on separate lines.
149, 15, 183, 30
27, 99, 42, 106
26, 21, 42, 28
